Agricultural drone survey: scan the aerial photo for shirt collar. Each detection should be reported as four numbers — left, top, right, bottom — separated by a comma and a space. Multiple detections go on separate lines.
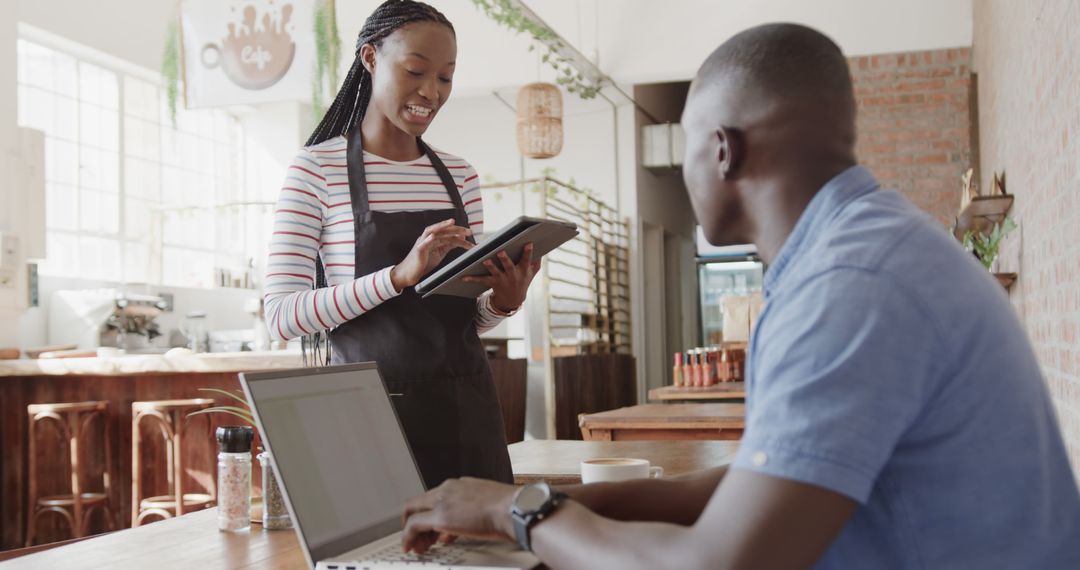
763, 165, 880, 298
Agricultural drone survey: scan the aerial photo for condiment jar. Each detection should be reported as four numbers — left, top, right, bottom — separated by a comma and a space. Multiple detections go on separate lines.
216, 426, 253, 532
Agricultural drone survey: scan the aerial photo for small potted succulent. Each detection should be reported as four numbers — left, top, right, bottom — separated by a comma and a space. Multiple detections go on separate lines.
962, 216, 1017, 272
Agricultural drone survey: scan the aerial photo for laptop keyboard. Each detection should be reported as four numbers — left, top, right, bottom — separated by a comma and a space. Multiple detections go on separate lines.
327, 541, 469, 568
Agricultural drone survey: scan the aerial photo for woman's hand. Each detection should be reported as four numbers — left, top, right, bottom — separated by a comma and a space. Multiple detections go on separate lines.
390, 219, 474, 291
402, 477, 517, 554
463, 243, 542, 313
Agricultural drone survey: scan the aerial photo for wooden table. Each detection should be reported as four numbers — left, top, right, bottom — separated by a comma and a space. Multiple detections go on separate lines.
1, 439, 737, 567
579, 403, 745, 441
648, 382, 746, 402
510, 439, 739, 485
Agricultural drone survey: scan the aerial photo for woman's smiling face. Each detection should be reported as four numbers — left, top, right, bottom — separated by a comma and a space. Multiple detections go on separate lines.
362, 21, 457, 138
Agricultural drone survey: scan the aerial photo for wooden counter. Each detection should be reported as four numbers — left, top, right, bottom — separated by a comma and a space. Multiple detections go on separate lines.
0, 351, 303, 377
648, 382, 746, 402
0, 353, 526, 551
579, 403, 745, 441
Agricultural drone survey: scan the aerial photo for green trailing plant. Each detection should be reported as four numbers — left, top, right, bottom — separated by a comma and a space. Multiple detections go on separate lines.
188, 387, 254, 425
470, 0, 602, 99
162, 16, 182, 127
963, 216, 1017, 271
312, 0, 342, 122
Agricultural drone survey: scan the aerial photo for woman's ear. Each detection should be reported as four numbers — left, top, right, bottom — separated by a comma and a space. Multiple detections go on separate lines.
359, 43, 377, 75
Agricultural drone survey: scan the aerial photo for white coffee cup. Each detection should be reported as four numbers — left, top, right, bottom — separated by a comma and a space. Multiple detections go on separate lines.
580, 458, 664, 484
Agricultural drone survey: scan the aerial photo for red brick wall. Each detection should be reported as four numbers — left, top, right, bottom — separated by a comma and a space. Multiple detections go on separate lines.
849, 48, 973, 226
974, 0, 1080, 482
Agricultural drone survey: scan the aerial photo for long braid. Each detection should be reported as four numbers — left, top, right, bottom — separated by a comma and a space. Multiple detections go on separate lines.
306, 0, 454, 146
303, 0, 454, 365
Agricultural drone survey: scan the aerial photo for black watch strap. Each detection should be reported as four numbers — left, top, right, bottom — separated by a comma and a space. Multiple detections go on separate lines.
511, 487, 567, 552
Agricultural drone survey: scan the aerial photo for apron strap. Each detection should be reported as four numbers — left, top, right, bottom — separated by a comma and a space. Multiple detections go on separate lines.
346, 125, 372, 219
419, 141, 476, 245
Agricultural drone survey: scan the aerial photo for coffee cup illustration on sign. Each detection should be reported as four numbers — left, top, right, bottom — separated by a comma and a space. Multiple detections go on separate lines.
201, 3, 295, 90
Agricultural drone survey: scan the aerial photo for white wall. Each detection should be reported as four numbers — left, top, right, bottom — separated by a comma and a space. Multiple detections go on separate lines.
300, 0, 976, 95
13, 0, 974, 99
17, 0, 172, 72
565, 0, 975, 84
0, 1, 22, 347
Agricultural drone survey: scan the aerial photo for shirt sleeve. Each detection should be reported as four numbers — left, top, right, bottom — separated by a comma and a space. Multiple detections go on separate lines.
263, 148, 402, 342
733, 267, 945, 503
458, 163, 509, 334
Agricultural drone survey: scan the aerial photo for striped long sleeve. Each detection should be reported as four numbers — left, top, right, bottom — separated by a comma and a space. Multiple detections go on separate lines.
263, 137, 509, 341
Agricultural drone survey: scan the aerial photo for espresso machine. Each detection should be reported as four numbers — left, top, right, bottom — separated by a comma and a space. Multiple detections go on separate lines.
49, 289, 169, 353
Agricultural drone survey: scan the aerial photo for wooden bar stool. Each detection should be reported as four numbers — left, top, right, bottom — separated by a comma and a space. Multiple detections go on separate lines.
131, 398, 216, 527
25, 400, 115, 546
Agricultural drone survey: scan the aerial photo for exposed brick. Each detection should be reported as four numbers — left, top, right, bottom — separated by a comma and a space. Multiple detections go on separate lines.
852, 47, 971, 227
974, 0, 1080, 488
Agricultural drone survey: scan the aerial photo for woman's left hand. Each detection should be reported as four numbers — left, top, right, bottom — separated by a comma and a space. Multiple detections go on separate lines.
462, 243, 541, 313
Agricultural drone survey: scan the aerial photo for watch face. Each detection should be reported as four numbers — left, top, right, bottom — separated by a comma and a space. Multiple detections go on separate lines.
515, 484, 550, 512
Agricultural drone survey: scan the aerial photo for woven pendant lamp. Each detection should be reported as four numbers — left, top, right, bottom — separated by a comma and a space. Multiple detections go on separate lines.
516, 82, 563, 159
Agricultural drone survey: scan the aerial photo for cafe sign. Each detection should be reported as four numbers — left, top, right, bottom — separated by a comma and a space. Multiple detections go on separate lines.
181, 0, 314, 107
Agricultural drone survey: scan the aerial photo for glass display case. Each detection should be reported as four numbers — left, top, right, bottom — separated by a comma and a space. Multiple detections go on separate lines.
695, 227, 764, 346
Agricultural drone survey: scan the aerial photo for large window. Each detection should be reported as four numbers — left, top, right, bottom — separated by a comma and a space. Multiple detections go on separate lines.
17, 38, 253, 288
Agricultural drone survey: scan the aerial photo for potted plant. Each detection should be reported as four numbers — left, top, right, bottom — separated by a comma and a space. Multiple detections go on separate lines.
962, 216, 1017, 272
189, 389, 292, 530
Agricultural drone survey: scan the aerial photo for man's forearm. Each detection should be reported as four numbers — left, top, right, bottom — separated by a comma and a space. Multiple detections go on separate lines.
528, 501, 704, 570
558, 465, 728, 525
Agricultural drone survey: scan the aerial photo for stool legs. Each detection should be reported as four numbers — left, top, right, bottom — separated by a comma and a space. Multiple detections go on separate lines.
69, 415, 83, 538
25, 411, 37, 547
132, 407, 213, 526
25, 404, 112, 547
131, 410, 141, 528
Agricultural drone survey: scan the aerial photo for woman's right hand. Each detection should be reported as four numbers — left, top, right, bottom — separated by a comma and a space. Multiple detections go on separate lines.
390, 219, 474, 292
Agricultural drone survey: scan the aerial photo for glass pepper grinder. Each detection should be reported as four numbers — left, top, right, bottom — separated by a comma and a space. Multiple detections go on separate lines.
216, 426, 253, 532
257, 451, 293, 530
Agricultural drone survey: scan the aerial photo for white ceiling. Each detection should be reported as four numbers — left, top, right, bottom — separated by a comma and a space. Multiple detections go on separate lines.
17, 0, 974, 97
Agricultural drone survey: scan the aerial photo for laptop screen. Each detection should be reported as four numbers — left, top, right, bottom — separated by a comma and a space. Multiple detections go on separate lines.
242, 364, 425, 562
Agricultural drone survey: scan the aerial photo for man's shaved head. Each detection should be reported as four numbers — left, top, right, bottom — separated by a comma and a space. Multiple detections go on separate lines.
693, 22, 856, 135
681, 23, 859, 250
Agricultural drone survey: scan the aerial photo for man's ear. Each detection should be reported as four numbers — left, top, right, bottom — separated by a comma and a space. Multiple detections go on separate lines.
360, 44, 377, 74
716, 126, 742, 179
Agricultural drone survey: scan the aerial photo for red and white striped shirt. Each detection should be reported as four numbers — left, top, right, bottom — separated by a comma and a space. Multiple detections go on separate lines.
263, 135, 506, 341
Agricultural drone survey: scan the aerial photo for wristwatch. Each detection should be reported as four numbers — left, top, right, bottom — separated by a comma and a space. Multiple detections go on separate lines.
509, 482, 567, 552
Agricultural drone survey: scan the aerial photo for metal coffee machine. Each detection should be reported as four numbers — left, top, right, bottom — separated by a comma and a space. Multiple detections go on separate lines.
100, 293, 169, 352
48, 289, 169, 354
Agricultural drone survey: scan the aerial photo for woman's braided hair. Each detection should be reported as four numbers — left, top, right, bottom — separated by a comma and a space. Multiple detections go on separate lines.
306, 0, 454, 146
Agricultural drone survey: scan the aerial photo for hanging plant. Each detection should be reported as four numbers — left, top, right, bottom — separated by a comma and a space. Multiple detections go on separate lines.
470, 0, 602, 99
312, 0, 342, 121
162, 15, 182, 127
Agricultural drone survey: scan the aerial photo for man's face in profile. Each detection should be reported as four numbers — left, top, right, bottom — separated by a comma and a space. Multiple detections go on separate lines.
681, 85, 738, 247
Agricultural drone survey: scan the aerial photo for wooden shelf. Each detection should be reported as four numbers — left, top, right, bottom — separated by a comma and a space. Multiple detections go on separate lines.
994, 272, 1018, 290
649, 383, 746, 402
954, 194, 1014, 239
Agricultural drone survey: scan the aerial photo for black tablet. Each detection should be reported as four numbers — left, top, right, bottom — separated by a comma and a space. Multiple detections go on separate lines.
415, 216, 579, 298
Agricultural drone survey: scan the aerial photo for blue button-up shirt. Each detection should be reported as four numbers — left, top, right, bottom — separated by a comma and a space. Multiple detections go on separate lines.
732, 165, 1080, 568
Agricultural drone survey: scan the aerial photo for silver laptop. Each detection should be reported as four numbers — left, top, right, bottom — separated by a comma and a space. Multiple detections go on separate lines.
239, 363, 539, 570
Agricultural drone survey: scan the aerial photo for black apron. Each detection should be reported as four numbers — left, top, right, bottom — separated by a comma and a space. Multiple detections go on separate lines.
327, 126, 513, 489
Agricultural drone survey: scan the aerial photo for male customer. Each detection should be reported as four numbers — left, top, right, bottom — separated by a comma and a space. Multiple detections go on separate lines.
399, 23, 1080, 569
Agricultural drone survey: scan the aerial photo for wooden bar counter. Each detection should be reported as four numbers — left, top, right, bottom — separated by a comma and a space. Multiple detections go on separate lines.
0, 351, 527, 552
0, 351, 303, 551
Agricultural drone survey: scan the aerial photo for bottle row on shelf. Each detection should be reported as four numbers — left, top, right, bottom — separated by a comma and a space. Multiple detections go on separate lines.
673, 344, 746, 388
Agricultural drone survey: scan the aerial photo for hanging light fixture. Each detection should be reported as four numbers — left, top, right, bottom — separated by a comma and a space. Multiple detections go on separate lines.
516, 82, 563, 159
